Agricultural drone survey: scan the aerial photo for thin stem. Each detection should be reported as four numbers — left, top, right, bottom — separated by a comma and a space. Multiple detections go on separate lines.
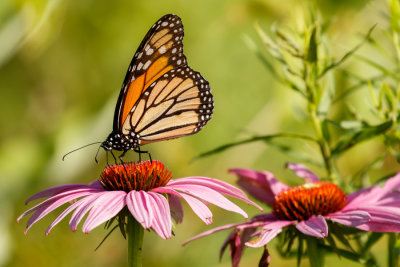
127, 215, 144, 267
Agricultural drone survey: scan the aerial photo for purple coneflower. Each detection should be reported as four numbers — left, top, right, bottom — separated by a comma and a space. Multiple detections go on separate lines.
18, 160, 261, 239
185, 163, 400, 266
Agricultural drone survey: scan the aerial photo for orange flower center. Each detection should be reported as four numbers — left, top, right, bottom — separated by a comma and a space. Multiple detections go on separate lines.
100, 160, 172, 192
273, 182, 347, 221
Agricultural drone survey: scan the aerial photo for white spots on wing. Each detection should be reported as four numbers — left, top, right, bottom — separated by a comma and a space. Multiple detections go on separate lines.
130, 75, 135, 82
144, 91, 149, 96
177, 59, 182, 65
170, 23, 175, 27
138, 52, 143, 59
161, 21, 168, 27
175, 36, 179, 41
145, 44, 150, 51
146, 48, 154, 55
174, 29, 178, 33
172, 48, 177, 54
137, 62, 143, 71
143, 60, 151, 70
159, 45, 166, 54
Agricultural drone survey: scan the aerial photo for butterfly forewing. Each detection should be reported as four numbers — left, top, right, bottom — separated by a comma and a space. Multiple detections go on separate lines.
114, 14, 187, 130
102, 14, 214, 153
124, 67, 213, 145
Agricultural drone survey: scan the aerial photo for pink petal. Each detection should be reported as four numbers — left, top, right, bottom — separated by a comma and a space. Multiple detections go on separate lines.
245, 228, 282, 248
20, 190, 99, 234
167, 177, 262, 210
126, 191, 153, 229
24, 181, 103, 204
327, 210, 370, 227
82, 191, 126, 233
178, 192, 213, 224
45, 197, 91, 235
296, 216, 328, 238
229, 168, 288, 205
69, 193, 105, 231
166, 184, 248, 218
147, 192, 172, 239
168, 194, 183, 224
286, 163, 320, 183
183, 223, 240, 246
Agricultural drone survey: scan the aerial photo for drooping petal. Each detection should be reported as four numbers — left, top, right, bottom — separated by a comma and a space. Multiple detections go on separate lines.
69, 193, 106, 231
46, 197, 93, 235
168, 194, 183, 224
24, 181, 104, 204
296, 215, 328, 238
167, 177, 262, 210
166, 184, 248, 218
229, 168, 288, 205
82, 191, 126, 233
20, 190, 100, 234
286, 163, 320, 183
147, 192, 172, 239
126, 190, 154, 229
183, 223, 241, 246
327, 210, 370, 227
178, 192, 213, 224
245, 219, 295, 248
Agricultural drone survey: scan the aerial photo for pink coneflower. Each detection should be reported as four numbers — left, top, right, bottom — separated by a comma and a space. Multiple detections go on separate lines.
18, 160, 261, 239
185, 163, 400, 266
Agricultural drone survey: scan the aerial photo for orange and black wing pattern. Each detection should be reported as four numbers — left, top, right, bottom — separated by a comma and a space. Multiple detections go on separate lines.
105, 14, 213, 150
114, 14, 188, 131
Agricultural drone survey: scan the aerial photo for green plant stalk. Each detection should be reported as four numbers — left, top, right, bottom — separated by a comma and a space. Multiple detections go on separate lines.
306, 236, 325, 267
127, 215, 144, 267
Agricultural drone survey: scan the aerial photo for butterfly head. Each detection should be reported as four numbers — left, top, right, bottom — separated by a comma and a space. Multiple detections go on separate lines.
101, 131, 139, 152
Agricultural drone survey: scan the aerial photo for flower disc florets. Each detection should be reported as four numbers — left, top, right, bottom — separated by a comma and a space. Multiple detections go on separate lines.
273, 182, 347, 221
100, 160, 172, 192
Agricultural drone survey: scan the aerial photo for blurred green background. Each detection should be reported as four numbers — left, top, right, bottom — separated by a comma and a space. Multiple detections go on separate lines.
1, 0, 398, 266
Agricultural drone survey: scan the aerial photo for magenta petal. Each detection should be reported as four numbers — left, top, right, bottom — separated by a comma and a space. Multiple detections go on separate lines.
166, 184, 248, 218
20, 190, 99, 234
296, 216, 328, 238
168, 194, 183, 224
183, 223, 240, 246
69, 193, 105, 231
45, 197, 90, 235
24, 181, 103, 204
229, 168, 288, 205
167, 177, 262, 210
286, 163, 320, 183
327, 210, 370, 227
245, 228, 282, 248
178, 192, 213, 224
82, 191, 126, 233
147, 192, 172, 239
126, 191, 153, 229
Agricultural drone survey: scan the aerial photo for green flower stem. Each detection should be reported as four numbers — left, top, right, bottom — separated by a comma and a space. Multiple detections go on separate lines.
306, 236, 324, 267
127, 215, 144, 267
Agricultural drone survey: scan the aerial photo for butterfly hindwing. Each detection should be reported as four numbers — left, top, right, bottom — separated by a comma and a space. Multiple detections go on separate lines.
114, 14, 187, 130
120, 66, 213, 145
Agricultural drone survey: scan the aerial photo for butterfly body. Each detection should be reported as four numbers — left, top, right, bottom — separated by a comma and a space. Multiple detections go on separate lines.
101, 14, 213, 156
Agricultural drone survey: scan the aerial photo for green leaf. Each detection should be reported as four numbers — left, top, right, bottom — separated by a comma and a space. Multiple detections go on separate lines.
317, 70, 335, 118
339, 120, 363, 129
193, 133, 317, 161
319, 24, 376, 78
390, 0, 400, 33
307, 26, 318, 63
332, 120, 393, 155
297, 236, 304, 267
389, 233, 400, 267
361, 232, 383, 256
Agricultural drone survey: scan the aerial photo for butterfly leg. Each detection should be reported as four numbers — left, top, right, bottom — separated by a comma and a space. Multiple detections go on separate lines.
110, 150, 118, 165
134, 147, 152, 162
119, 150, 127, 163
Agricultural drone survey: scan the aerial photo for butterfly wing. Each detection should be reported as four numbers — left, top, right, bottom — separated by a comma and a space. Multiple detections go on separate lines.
120, 66, 213, 145
114, 14, 187, 131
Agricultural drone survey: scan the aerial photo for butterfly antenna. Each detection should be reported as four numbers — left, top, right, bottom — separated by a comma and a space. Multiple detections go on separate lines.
94, 145, 102, 164
62, 142, 102, 161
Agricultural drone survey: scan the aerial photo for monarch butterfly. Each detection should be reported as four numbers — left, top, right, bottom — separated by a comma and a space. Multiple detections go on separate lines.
101, 14, 214, 160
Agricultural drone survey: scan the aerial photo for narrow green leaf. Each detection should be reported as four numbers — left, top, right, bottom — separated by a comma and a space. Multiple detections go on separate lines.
339, 120, 363, 129
361, 232, 383, 255
297, 236, 304, 267
307, 26, 318, 63
389, 233, 400, 267
319, 24, 376, 78
390, 0, 400, 33
193, 133, 317, 161
332, 120, 393, 155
